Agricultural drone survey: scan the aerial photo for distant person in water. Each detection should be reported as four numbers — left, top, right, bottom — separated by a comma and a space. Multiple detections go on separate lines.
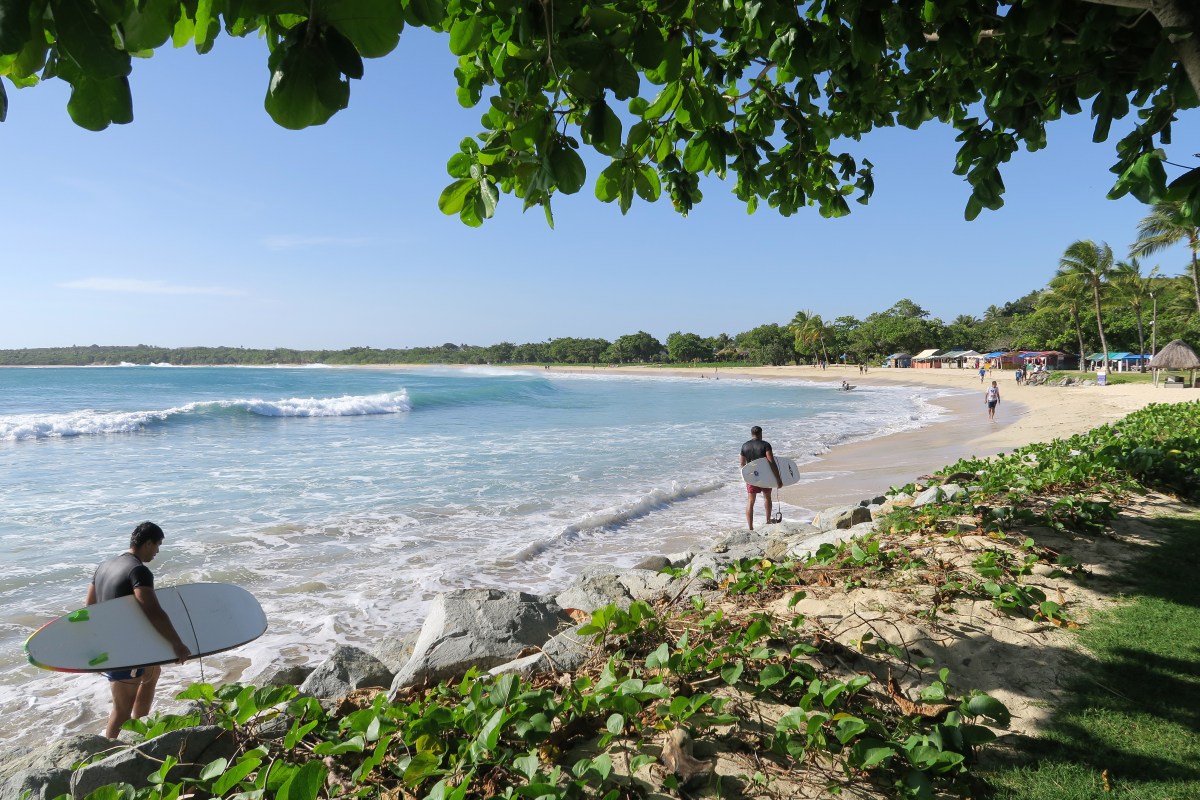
740, 426, 783, 530
985, 381, 1001, 421
87, 522, 191, 738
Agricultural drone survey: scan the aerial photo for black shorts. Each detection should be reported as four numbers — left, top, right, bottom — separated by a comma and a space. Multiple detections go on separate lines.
104, 668, 147, 682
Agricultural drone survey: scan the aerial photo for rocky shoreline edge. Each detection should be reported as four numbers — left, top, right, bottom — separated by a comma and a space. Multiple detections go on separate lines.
1, 485, 958, 800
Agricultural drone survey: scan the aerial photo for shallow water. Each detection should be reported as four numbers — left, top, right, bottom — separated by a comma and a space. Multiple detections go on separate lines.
0, 365, 953, 750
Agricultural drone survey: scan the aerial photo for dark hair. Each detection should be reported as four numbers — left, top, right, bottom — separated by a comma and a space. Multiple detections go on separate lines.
750, 425, 762, 437
130, 521, 165, 549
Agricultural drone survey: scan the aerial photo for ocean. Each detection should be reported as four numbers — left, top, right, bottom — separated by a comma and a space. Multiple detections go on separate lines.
0, 365, 952, 751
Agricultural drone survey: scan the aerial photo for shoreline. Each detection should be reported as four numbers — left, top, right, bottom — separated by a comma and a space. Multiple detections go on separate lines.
529, 362, 1197, 516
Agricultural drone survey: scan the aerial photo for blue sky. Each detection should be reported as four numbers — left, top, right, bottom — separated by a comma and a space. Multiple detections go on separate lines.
2, 28, 1196, 350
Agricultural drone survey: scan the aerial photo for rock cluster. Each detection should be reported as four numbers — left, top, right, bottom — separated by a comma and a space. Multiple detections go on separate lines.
2, 484, 966, 799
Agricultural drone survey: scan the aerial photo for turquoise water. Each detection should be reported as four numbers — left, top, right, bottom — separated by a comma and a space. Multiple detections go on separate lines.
0, 365, 950, 748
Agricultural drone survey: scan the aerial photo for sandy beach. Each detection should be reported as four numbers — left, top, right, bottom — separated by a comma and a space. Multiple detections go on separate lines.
541, 363, 1197, 513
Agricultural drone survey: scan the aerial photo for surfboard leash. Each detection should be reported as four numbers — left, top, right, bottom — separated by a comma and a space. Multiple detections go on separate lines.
176, 594, 207, 685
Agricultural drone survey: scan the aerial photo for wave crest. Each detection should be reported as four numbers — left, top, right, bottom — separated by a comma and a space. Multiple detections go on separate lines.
0, 390, 411, 441
511, 480, 724, 563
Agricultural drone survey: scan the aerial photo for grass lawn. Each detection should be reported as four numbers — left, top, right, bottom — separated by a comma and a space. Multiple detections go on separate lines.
981, 514, 1200, 799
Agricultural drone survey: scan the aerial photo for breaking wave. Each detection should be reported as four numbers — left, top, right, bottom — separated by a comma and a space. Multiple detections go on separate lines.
0, 391, 412, 441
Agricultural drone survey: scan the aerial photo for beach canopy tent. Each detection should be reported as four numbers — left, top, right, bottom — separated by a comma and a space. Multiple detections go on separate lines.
1148, 339, 1200, 387
912, 349, 942, 368
937, 349, 981, 368
1085, 352, 1137, 371
885, 352, 912, 368
981, 351, 1022, 368
1019, 350, 1073, 370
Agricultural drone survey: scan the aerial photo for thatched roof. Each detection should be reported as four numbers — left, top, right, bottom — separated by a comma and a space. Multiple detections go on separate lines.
1149, 339, 1200, 370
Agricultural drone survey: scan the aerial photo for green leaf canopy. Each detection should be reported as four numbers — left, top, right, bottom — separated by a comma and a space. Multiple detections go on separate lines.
1, 0, 1198, 224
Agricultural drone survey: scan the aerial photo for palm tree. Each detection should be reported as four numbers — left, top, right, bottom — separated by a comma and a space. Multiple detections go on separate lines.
788, 310, 829, 365
1041, 278, 1089, 367
1131, 201, 1200, 315
1111, 258, 1159, 367
788, 311, 812, 362
1057, 240, 1115, 370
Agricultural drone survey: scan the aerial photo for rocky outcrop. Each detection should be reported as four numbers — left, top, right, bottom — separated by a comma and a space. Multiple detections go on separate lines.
70, 726, 235, 799
912, 483, 967, 508
0, 735, 113, 800
812, 504, 872, 530
556, 573, 635, 613
299, 645, 394, 698
388, 589, 565, 697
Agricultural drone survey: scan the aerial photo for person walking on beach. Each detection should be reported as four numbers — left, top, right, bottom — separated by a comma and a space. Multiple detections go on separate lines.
87, 522, 191, 738
979, 365, 986, 383
740, 426, 783, 530
985, 381, 1001, 421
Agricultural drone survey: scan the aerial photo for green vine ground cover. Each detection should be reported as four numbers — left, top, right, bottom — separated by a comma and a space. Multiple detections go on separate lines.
50, 401, 1200, 800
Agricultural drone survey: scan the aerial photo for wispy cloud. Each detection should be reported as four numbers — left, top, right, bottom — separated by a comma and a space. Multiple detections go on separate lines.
60, 278, 245, 297
259, 235, 373, 251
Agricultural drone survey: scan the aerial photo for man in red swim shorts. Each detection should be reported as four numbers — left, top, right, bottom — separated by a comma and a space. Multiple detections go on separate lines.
739, 425, 783, 530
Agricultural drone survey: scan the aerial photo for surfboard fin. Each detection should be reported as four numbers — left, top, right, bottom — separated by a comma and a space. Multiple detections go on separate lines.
68, 610, 90, 623
88, 653, 109, 666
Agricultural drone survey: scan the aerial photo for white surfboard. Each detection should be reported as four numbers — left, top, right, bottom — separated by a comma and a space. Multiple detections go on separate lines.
24, 583, 267, 673
741, 456, 801, 489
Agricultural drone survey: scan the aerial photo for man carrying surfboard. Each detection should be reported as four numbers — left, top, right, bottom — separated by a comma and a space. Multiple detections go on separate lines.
86, 521, 191, 738
740, 426, 783, 530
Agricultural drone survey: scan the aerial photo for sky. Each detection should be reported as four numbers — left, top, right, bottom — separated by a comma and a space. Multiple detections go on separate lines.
2, 28, 1197, 351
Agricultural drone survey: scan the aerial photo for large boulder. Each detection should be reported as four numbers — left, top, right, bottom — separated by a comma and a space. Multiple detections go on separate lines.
556, 574, 635, 613
812, 505, 872, 530
388, 589, 564, 696
372, 630, 422, 674
1, 768, 70, 800
538, 624, 597, 673
762, 522, 822, 561
0, 734, 114, 800
912, 483, 967, 508
70, 726, 235, 799
251, 662, 315, 688
300, 646, 394, 699
0, 735, 112, 783
617, 569, 680, 601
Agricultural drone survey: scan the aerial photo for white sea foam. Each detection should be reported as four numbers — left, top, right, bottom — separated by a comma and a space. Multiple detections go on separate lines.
231, 391, 410, 417
0, 391, 412, 440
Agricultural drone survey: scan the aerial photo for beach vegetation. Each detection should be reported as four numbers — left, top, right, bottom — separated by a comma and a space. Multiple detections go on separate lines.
3, 0, 1196, 228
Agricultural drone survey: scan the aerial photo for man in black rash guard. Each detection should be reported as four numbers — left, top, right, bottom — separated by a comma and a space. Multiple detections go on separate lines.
739, 426, 783, 530
87, 521, 191, 738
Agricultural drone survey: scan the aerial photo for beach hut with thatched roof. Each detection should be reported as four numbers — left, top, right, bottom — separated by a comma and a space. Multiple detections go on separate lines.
1149, 339, 1200, 388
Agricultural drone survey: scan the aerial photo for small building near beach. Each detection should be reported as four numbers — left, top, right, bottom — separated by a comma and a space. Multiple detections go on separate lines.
940, 349, 983, 369
1019, 350, 1074, 371
912, 348, 942, 369
884, 352, 912, 368
1085, 352, 1145, 372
